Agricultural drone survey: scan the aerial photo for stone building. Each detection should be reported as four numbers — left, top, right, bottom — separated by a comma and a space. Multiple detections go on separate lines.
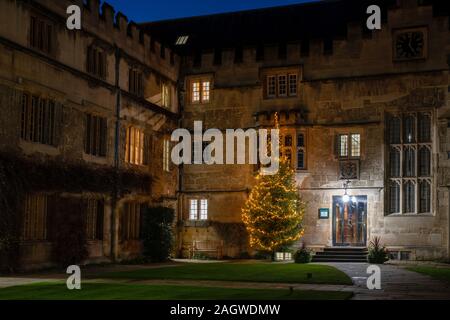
0, 0, 179, 270
0, 0, 449, 270
144, 0, 450, 260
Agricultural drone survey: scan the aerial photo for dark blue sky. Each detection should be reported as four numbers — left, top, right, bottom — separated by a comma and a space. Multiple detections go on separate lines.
103, 0, 317, 23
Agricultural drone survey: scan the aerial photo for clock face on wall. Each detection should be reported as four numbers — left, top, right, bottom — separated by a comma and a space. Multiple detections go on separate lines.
393, 28, 427, 61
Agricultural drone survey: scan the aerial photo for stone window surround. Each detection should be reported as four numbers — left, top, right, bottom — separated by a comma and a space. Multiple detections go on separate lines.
187, 75, 213, 105
385, 111, 434, 216
188, 198, 209, 221
280, 128, 308, 171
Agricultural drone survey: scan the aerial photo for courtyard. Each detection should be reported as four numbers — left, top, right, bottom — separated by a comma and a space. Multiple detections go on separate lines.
1, 261, 450, 300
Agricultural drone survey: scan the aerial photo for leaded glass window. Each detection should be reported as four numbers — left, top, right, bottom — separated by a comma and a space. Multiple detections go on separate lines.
387, 112, 432, 215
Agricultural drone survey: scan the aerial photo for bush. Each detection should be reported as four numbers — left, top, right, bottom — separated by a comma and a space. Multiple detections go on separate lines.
367, 236, 389, 264
294, 246, 313, 264
141, 206, 175, 262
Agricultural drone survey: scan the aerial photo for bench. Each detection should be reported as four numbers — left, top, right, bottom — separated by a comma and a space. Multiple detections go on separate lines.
191, 240, 224, 259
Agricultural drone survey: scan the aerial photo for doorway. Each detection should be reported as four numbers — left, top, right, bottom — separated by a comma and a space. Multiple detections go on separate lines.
332, 195, 367, 247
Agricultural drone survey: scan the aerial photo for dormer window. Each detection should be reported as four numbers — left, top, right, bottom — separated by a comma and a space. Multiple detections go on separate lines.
87, 46, 107, 79
189, 77, 212, 104
175, 35, 189, 45
30, 15, 54, 54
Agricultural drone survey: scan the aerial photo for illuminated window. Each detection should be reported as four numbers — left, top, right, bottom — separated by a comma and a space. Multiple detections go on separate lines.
163, 139, 170, 172
202, 81, 210, 102
189, 199, 208, 220
189, 199, 198, 220
351, 134, 361, 157
200, 199, 208, 220
125, 127, 145, 165
161, 83, 170, 108
22, 194, 47, 241
192, 82, 200, 103
336, 133, 360, 158
175, 35, 189, 45
190, 79, 211, 104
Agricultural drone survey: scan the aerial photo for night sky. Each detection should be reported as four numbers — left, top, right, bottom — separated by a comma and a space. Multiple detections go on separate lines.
103, 0, 318, 23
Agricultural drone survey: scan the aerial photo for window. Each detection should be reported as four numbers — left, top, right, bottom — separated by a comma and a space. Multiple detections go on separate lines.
85, 114, 107, 157
175, 35, 189, 45
22, 194, 47, 241
297, 133, 306, 170
189, 199, 208, 220
125, 126, 148, 166
289, 74, 298, 96
265, 73, 298, 98
387, 113, 432, 215
163, 139, 170, 172
161, 83, 170, 108
189, 199, 198, 220
86, 199, 104, 241
87, 46, 106, 79
337, 133, 361, 158
30, 16, 53, 54
267, 76, 276, 98
121, 203, 143, 240
278, 75, 287, 96
129, 69, 144, 97
20, 93, 60, 146
190, 79, 211, 104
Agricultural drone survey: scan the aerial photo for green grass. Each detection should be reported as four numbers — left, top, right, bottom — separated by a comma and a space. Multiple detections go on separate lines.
407, 266, 450, 283
0, 282, 352, 300
99, 263, 352, 285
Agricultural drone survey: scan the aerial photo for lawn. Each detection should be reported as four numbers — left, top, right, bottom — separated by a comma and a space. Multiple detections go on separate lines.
0, 282, 353, 300
407, 266, 450, 283
99, 262, 352, 285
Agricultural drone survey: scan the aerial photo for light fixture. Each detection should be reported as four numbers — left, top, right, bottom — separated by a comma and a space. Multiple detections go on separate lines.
351, 196, 357, 203
343, 193, 350, 203
342, 180, 351, 203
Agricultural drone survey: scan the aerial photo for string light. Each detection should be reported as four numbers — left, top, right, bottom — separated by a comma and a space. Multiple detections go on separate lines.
241, 112, 306, 253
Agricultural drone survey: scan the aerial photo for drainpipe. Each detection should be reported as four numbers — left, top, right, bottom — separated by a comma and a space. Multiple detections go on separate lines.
110, 45, 121, 262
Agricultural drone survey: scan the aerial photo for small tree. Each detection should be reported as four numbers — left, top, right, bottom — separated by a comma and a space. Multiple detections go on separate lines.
141, 206, 175, 262
242, 155, 306, 258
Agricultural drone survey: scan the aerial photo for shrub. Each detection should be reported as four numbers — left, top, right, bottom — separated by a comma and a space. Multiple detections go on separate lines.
141, 206, 175, 262
50, 197, 88, 267
367, 236, 389, 264
294, 246, 313, 264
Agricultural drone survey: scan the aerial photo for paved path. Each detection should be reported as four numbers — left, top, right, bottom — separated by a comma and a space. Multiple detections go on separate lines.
323, 262, 450, 300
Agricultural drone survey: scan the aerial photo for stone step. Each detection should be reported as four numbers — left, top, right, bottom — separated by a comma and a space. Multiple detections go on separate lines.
318, 250, 367, 255
312, 257, 367, 263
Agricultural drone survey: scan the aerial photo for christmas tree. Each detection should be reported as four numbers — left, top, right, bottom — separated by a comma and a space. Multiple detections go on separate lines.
242, 114, 305, 255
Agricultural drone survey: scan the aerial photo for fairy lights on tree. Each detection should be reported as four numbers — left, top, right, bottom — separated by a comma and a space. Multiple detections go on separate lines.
242, 113, 306, 256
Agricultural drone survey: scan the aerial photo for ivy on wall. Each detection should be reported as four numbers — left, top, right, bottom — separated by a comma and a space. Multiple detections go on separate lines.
0, 151, 152, 271
210, 222, 248, 254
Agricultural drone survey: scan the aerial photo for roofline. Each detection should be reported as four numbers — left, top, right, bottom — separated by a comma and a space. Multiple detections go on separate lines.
139, 0, 324, 26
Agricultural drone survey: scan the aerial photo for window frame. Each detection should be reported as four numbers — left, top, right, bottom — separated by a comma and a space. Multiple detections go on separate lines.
264, 72, 299, 99
188, 199, 208, 221
189, 77, 212, 105
336, 133, 361, 160
386, 112, 433, 216
125, 126, 146, 166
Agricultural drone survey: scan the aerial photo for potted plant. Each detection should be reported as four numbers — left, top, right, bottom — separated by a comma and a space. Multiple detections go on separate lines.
367, 236, 389, 264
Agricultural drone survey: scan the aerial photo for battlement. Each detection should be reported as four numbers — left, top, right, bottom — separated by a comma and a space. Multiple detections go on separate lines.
31, 0, 178, 76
